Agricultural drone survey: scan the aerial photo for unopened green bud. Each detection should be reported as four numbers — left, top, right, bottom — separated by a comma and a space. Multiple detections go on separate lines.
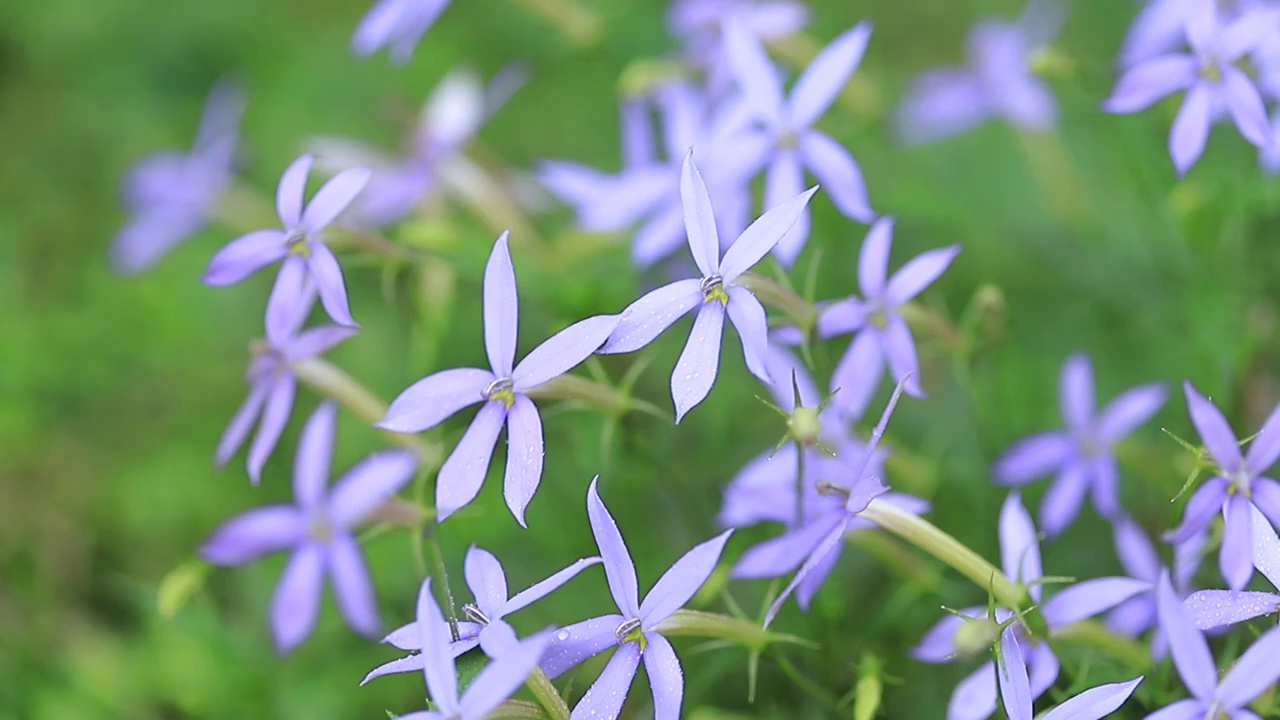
788, 406, 823, 446
953, 614, 1002, 657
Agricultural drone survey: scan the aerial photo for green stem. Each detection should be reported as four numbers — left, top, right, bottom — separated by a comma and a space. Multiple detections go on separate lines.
1050, 620, 1152, 671
425, 525, 460, 639
737, 272, 817, 330
525, 668, 571, 720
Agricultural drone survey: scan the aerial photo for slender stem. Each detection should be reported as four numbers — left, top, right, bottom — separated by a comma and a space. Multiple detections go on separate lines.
525, 667, 571, 720
737, 272, 817, 329
859, 498, 1027, 612
1050, 620, 1151, 671
425, 525, 460, 639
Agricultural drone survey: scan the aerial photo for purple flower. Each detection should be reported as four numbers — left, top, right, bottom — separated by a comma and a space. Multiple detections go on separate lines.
817, 216, 960, 419
667, 0, 810, 99
599, 152, 816, 421
723, 19, 875, 265
379, 232, 620, 525
1105, 516, 1205, 658
1103, 1, 1273, 176
1166, 381, 1280, 591
201, 402, 417, 652
395, 578, 554, 720
1146, 570, 1280, 719
539, 479, 731, 720
351, 0, 450, 64
1184, 504, 1280, 631
363, 545, 601, 684
896, 1, 1062, 144
203, 154, 370, 331
113, 80, 243, 274
993, 353, 1167, 535
217, 283, 356, 483
914, 493, 1147, 720
996, 624, 1142, 720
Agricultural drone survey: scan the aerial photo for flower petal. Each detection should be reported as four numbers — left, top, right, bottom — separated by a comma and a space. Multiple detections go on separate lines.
1102, 55, 1197, 113
912, 606, 984, 663
587, 478, 640, 617
679, 151, 721, 277
1113, 516, 1160, 582
459, 629, 554, 719
994, 432, 1074, 485
416, 578, 460, 715
329, 533, 379, 636
997, 627, 1033, 720
307, 243, 357, 327
302, 167, 371, 232
202, 229, 287, 286
1140, 700, 1210, 720
1169, 82, 1214, 176
1183, 590, 1280, 631
1097, 383, 1167, 442
799, 130, 874, 222
1039, 462, 1089, 538
513, 314, 621, 391
216, 381, 269, 468
271, 544, 325, 654
464, 545, 509, 613
672, 302, 726, 423
788, 22, 872, 128
885, 244, 961, 306
895, 69, 989, 146
719, 445, 800, 529
379, 368, 492, 433
1000, 492, 1043, 595
276, 155, 313, 227
436, 403, 507, 522
1222, 494, 1255, 592
1222, 67, 1271, 148
599, 279, 702, 354
764, 151, 810, 268
948, 661, 997, 720
1042, 577, 1151, 627
294, 401, 336, 509
328, 450, 418, 528
1246, 401, 1280, 476
723, 20, 784, 125
264, 255, 312, 344
1156, 572, 1217, 703
816, 297, 866, 338
1088, 453, 1122, 519
724, 287, 772, 383
1165, 475, 1229, 544
764, 518, 847, 627
829, 329, 884, 420
200, 506, 304, 565
644, 632, 685, 720
631, 205, 688, 269
1184, 381, 1243, 473
882, 314, 923, 397
1218, 623, 1280, 709
541, 614, 625, 679
719, 185, 819, 283
284, 325, 357, 362
484, 232, 519, 377
1059, 354, 1094, 431
502, 556, 603, 616
503, 395, 544, 526
1041, 677, 1143, 720
361, 653, 426, 686
248, 375, 296, 484
1249, 501, 1280, 589
568, 643, 642, 720
858, 216, 893, 298
640, 529, 732, 626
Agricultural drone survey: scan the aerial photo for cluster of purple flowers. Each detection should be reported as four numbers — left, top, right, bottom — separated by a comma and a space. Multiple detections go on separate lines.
114, 0, 1280, 717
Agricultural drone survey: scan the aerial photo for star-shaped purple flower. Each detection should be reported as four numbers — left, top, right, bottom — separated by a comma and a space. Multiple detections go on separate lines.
1103, 0, 1273, 176
1166, 381, 1280, 591
1184, 504, 1280, 632
995, 624, 1142, 720
993, 353, 1167, 535
816, 216, 960, 419
667, 0, 810, 99
217, 282, 356, 483
379, 232, 620, 525
201, 401, 417, 652
363, 544, 601, 684
539, 479, 732, 720
351, 0, 450, 65
598, 152, 816, 422
113, 80, 243, 275
1105, 516, 1204, 658
395, 577, 554, 720
1146, 570, 1280, 720
723, 19, 875, 265
203, 154, 370, 331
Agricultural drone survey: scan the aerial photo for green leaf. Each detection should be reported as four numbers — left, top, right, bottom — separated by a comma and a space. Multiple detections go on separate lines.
157, 559, 209, 620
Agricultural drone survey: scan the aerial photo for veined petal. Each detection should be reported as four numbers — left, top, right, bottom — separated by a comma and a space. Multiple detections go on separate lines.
1246, 400, 1280, 476
719, 185, 819, 283
1183, 590, 1280, 631
1218, 623, 1280, 709
202, 229, 287, 286
484, 232, 519, 377
997, 627, 1033, 720
379, 368, 492, 433
294, 401, 337, 510
458, 629, 554, 720
416, 578, 460, 715
1097, 383, 1167, 442
788, 22, 872, 128
502, 395, 544, 526
216, 381, 270, 467
329, 533, 379, 636
599, 279, 702, 354
1156, 573, 1217, 703
829, 329, 884, 420
644, 632, 684, 720
1000, 492, 1043, 594
302, 167, 371, 232
568, 643, 642, 720
307, 242, 357, 328
680, 152, 721, 277
271, 544, 325, 654
640, 529, 733, 626
276, 155, 313, 227
1040, 677, 1143, 720
885, 244, 961, 306
200, 506, 304, 565
436, 403, 506, 522
1059, 354, 1094, 431
328, 450, 418, 529
723, 20, 784, 125
1113, 516, 1160, 582
799, 130, 874, 222
464, 545, 509, 613
1223, 67, 1271, 148
764, 151, 809, 268
1169, 82, 1214, 176
672, 302, 726, 423
858, 216, 894, 298
587, 478, 640, 617
513, 314, 621, 391
1102, 55, 1197, 113
502, 556, 603, 616
540, 614, 624, 679
1221, 494, 1255, 592
1042, 577, 1151, 627
725, 287, 771, 383
248, 375, 296, 484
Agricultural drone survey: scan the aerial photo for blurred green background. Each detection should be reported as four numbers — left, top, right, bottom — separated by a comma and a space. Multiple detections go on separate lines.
4, 0, 1280, 717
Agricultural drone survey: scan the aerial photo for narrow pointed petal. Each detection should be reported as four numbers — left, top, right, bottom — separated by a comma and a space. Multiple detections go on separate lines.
200, 506, 304, 564
764, 518, 847, 627
569, 643, 642, 720
1114, 516, 1160, 582
264, 255, 311, 344
1000, 493, 1043, 594
895, 69, 989, 145
599, 279, 702, 354
997, 627, 1033, 720
795, 534, 842, 612
723, 20, 784, 125
248, 375, 296, 484
379, 368, 492, 433
724, 287, 771, 383
216, 382, 269, 467
631, 206, 688, 269
1249, 502, 1280, 589
789, 22, 872, 127
719, 445, 800, 529
644, 632, 684, 720
458, 629, 554, 719
1170, 83, 1213, 176
1222, 494, 1255, 592
463, 545, 509, 613
829, 329, 884, 420
672, 302, 726, 423
513, 314, 621, 391
800, 130, 874, 222
302, 168, 371, 232
436, 403, 506, 522
328, 534, 379, 635
1059, 354, 1094, 431
416, 578, 460, 715
1039, 463, 1089, 538
1223, 67, 1271, 148
620, 99, 654, 168
1218, 624, 1280, 709
1088, 453, 1122, 519
587, 478, 640, 617
1102, 55, 1197, 113
1184, 590, 1280, 630
1042, 577, 1151, 627
882, 314, 923, 397
816, 297, 866, 338
731, 510, 842, 580
858, 217, 893, 298
679, 152, 721, 277
271, 544, 325, 654
885, 245, 961, 306
1027, 643, 1059, 699
948, 661, 997, 720
719, 186, 819, 283
1097, 383, 1167, 442
1141, 700, 1208, 720
294, 401, 336, 509
765, 151, 809, 267
641, 530, 733, 626
202, 230, 287, 286
1246, 401, 1280, 476
276, 155, 312, 227
503, 395, 543, 526
328, 450, 418, 528
1156, 573, 1217, 703
1041, 677, 1143, 720
1165, 476, 1229, 544
284, 325, 357, 361
541, 614, 625, 679
503, 556, 603, 615
361, 653, 425, 685
484, 232, 519, 376
307, 243, 356, 327
1252, 479, 1280, 540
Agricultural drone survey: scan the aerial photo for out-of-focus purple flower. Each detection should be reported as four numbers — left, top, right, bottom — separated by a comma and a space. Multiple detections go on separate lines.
1104, 516, 1205, 658
1165, 381, 1280, 592
1117, 0, 1278, 68
539, 83, 759, 268
913, 493, 1147, 720
379, 232, 619, 525
668, 0, 810, 98
1184, 505, 1280, 631
217, 282, 356, 484
363, 545, 601, 684
113, 80, 243, 275
1103, 1, 1273, 176
896, 0, 1063, 144
993, 354, 1167, 535
996, 624, 1142, 720
598, 153, 816, 422
351, 0, 450, 64
816, 217, 960, 419
201, 402, 417, 652
540, 478, 731, 720
1146, 571, 1280, 719
723, 19, 875, 265
203, 154, 370, 331
395, 578, 554, 720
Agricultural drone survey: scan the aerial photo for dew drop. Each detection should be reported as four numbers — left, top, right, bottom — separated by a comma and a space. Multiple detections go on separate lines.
556, 629, 570, 641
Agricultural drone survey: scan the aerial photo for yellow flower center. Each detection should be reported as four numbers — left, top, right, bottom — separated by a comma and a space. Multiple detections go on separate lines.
483, 377, 517, 408
701, 275, 729, 305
